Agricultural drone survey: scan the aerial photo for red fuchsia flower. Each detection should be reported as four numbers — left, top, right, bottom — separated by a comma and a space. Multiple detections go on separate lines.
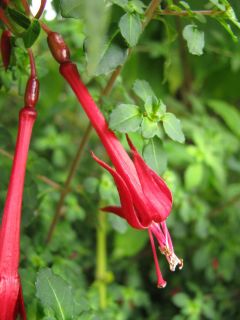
47, 32, 183, 287
0, 51, 38, 319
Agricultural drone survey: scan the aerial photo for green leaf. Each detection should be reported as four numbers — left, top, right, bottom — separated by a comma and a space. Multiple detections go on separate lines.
22, 20, 41, 48
141, 117, 160, 139
143, 137, 167, 175
7, 8, 31, 29
0, 127, 13, 148
36, 268, 75, 320
162, 113, 185, 143
109, 104, 142, 133
184, 163, 204, 190
182, 24, 205, 56
119, 13, 142, 47
207, 100, 240, 137
96, 44, 127, 76
133, 79, 155, 101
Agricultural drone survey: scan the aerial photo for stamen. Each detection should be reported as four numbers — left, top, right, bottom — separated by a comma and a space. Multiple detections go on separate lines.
148, 229, 167, 288
160, 246, 184, 271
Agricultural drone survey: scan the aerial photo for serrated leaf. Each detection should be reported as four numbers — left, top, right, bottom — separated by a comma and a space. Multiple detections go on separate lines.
7, 8, 31, 29
96, 44, 127, 75
207, 100, 240, 137
162, 113, 185, 143
133, 79, 155, 101
109, 104, 142, 132
183, 24, 205, 56
36, 268, 75, 320
119, 13, 142, 47
143, 137, 167, 175
141, 117, 159, 139
22, 20, 41, 48
184, 163, 204, 190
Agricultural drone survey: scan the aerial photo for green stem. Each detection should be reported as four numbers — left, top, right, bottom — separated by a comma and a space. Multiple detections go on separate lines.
96, 208, 107, 309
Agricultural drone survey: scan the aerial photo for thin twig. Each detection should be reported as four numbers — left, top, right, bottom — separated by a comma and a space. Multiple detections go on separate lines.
0, 8, 14, 32
35, 0, 47, 19
156, 9, 224, 17
46, 0, 162, 244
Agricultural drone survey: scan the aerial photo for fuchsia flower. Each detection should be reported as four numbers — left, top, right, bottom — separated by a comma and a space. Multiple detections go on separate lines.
0, 51, 38, 319
58, 61, 183, 287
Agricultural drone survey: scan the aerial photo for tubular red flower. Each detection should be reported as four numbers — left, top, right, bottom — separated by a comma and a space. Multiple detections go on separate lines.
46, 33, 183, 286
0, 52, 38, 318
1, 30, 11, 70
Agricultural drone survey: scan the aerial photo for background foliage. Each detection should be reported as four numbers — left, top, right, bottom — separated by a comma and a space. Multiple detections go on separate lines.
0, 0, 240, 319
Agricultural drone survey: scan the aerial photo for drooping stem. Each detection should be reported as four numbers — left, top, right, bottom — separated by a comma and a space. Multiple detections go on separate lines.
96, 209, 107, 309
35, 0, 47, 19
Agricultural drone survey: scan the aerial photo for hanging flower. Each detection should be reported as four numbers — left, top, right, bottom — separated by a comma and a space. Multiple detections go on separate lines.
47, 32, 183, 287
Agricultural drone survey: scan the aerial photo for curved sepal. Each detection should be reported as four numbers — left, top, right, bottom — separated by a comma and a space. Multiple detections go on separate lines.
91, 152, 144, 229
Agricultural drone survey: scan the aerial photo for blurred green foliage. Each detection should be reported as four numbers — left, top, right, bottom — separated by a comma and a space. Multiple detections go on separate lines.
0, 0, 240, 319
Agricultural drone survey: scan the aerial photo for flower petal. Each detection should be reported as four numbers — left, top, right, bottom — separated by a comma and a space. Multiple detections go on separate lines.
126, 135, 172, 222
91, 152, 144, 229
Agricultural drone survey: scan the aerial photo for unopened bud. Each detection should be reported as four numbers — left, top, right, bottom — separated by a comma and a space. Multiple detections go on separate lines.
47, 32, 70, 64
24, 76, 39, 108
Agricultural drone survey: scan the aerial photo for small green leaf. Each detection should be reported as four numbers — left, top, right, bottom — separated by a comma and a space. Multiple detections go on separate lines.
162, 113, 185, 143
141, 117, 159, 139
96, 44, 127, 75
36, 268, 75, 320
183, 24, 205, 56
109, 104, 142, 133
184, 163, 204, 190
208, 100, 240, 137
143, 137, 167, 175
22, 20, 41, 48
7, 8, 31, 29
133, 79, 155, 101
119, 13, 142, 47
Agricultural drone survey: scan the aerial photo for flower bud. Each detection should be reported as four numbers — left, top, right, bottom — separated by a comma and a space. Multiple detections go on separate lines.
47, 32, 70, 64
24, 76, 39, 108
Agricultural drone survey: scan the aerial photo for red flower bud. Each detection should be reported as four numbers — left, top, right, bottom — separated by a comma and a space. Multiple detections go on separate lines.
1, 30, 11, 70
24, 76, 39, 108
47, 32, 70, 64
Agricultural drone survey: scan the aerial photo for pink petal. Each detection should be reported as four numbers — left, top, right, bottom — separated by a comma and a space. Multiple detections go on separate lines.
126, 135, 172, 222
91, 152, 144, 229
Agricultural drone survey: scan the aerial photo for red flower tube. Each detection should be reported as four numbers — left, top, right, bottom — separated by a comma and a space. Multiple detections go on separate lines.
47, 32, 183, 287
0, 51, 38, 319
